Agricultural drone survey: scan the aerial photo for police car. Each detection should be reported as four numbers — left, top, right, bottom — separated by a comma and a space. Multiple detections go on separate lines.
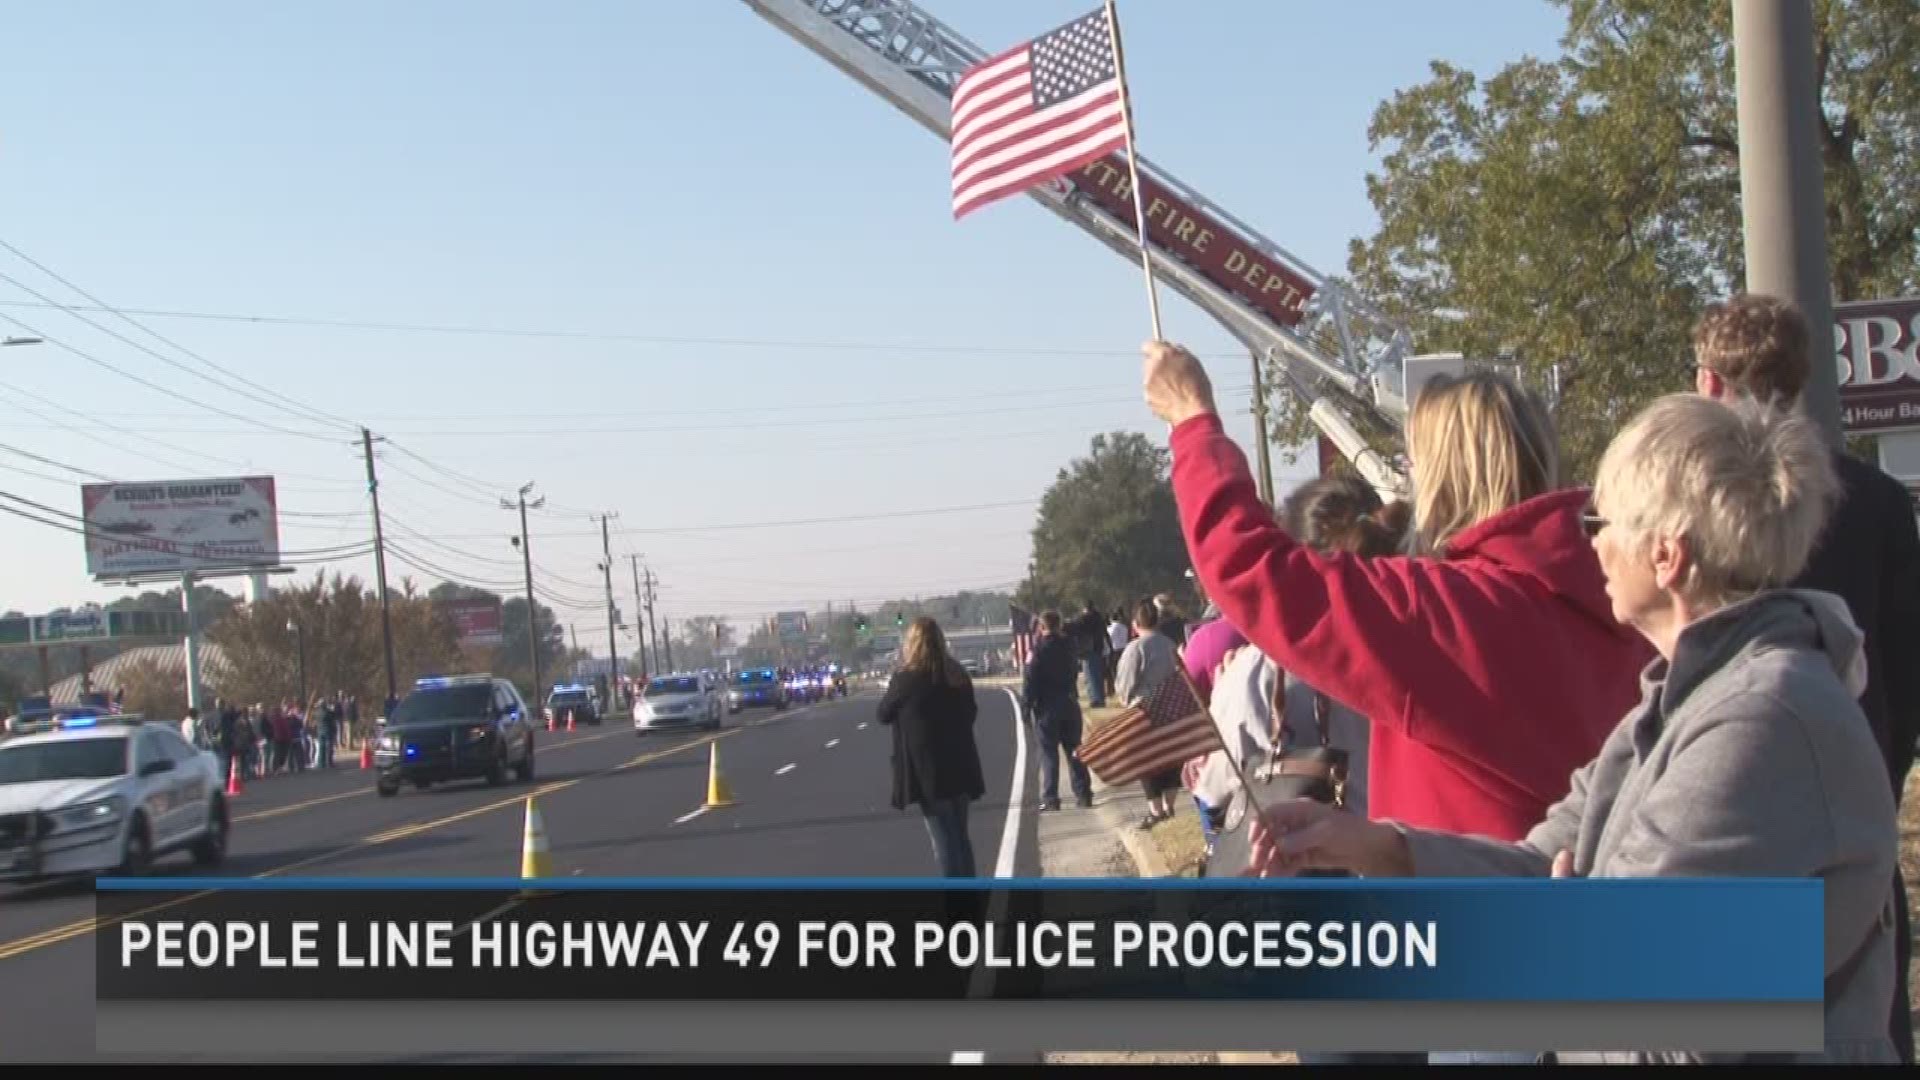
0, 713, 228, 881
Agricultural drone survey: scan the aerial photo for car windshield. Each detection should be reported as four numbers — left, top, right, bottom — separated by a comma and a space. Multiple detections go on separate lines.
388, 685, 493, 724
0, 737, 127, 783
648, 677, 700, 696
548, 691, 589, 704
735, 672, 774, 685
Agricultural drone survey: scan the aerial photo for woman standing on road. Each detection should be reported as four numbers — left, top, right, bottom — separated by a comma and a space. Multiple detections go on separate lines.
878, 617, 987, 878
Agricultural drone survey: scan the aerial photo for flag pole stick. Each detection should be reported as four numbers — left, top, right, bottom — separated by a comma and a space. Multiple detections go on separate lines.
1103, 0, 1164, 341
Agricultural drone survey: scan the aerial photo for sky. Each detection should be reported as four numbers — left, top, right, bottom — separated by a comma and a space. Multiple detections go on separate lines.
0, 0, 1568, 641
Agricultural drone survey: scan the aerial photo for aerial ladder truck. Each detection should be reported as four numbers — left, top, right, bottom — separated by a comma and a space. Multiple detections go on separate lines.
741, 0, 1493, 503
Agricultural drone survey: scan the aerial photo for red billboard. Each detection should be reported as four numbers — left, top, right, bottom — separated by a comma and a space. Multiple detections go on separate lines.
1062, 155, 1317, 329
1837, 297, 1920, 434
443, 597, 504, 646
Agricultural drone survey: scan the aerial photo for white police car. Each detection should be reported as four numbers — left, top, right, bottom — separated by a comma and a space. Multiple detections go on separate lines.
0, 714, 228, 881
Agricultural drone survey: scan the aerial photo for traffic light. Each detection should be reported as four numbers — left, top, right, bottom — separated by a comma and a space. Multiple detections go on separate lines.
895, 612, 905, 627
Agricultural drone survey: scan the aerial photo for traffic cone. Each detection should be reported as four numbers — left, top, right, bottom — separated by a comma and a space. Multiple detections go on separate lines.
225, 756, 243, 796
520, 797, 553, 879
566, 709, 575, 733
546, 710, 555, 732
704, 741, 736, 809
359, 742, 373, 770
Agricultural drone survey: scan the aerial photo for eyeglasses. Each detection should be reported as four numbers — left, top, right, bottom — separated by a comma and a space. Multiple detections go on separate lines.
1580, 508, 1608, 539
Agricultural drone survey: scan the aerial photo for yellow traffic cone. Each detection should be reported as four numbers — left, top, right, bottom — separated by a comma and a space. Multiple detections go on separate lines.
704, 741, 736, 809
520, 796, 553, 879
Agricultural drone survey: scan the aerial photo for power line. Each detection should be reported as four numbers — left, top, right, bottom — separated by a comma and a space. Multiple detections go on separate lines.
0, 310, 341, 443
0, 298, 1257, 360
0, 248, 358, 433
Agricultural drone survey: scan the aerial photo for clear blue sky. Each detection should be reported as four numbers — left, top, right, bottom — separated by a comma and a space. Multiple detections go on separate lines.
0, 0, 1566, 636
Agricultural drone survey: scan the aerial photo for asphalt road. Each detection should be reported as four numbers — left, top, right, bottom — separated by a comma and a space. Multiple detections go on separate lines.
0, 686, 1038, 1062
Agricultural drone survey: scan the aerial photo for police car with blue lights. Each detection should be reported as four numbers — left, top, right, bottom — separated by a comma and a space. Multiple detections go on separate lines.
544, 683, 601, 727
0, 711, 228, 881
373, 674, 537, 797
727, 668, 788, 714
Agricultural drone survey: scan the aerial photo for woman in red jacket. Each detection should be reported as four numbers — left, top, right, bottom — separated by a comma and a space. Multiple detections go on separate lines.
1144, 341, 1651, 843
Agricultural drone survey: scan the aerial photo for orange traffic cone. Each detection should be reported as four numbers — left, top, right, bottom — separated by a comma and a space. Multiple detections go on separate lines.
359, 742, 373, 770
546, 710, 555, 732
566, 709, 575, 733
225, 756, 243, 796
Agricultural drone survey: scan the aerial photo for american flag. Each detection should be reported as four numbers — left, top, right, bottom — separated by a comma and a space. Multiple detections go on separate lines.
949, 5, 1129, 221
1075, 667, 1221, 785
1009, 604, 1037, 672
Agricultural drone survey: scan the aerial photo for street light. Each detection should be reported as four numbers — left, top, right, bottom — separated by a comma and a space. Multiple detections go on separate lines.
287, 618, 307, 706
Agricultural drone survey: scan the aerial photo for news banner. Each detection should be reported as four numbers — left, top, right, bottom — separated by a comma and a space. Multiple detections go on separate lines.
92, 877, 1827, 1055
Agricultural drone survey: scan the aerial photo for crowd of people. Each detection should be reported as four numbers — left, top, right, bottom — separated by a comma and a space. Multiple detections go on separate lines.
871, 293, 1912, 1063
182, 692, 364, 783
1141, 293, 1914, 1064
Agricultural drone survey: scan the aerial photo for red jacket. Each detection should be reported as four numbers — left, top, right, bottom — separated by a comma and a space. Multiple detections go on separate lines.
1170, 413, 1652, 840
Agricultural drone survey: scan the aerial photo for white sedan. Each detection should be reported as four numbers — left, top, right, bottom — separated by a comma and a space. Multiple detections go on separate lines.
0, 715, 229, 880
634, 673, 724, 734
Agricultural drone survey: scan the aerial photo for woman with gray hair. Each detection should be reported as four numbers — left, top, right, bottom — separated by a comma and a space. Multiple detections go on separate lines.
1244, 393, 1901, 1064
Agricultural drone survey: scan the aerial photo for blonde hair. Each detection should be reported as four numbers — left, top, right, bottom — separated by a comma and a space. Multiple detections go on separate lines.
1407, 370, 1560, 553
902, 616, 960, 686
1593, 393, 1837, 606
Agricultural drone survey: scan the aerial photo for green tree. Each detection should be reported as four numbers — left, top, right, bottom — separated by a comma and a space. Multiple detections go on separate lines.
1019, 431, 1192, 614
1317, 0, 1920, 479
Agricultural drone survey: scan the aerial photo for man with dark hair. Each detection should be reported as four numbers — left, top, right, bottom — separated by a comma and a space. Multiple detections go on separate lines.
1022, 609, 1093, 812
1694, 292, 1920, 1063
1064, 601, 1108, 708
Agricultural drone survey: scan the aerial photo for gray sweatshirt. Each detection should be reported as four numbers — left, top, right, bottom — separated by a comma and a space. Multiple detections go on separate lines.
1114, 629, 1177, 706
1399, 589, 1900, 1064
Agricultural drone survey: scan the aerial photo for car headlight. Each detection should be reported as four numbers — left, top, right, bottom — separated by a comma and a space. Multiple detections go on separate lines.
378, 734, 399, 751
53, 796, 124, 832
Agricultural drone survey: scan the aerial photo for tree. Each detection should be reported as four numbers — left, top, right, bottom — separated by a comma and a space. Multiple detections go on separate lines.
1316, 0, 1920, 478
114, 654, 189, 719
1019, 432, 1193, 614
208, 570, 460, 712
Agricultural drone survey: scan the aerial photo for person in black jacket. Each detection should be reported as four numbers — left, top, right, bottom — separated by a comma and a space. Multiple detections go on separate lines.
1694, 293, 1920, 1063
1022, 609, 1094, 812
878, 617, 986, 877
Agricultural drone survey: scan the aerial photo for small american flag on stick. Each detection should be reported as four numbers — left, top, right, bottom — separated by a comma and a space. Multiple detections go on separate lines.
948, 5, 1129, 221
1009, 604, 1037, 672
1075, 667, 1221, 786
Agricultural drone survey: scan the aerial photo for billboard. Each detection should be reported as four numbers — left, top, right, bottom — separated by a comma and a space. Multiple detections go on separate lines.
81, 477, 281, 579
1836, 297, 1920, 434
442, 597, 504, 647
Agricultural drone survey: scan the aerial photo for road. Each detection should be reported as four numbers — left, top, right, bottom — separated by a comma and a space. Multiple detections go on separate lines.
0, 686, 1038, 1063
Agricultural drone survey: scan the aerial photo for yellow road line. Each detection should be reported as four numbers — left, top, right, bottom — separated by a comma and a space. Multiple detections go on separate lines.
0, 729, 732, 963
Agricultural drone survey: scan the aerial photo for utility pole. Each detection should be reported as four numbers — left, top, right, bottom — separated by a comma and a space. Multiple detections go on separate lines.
502, 483, 545, 702
1733, 0, 1842, 447
643, 567, 660, 674
599, 513, 619, 694
1249, 351, 1276, 505
628, 555, 649, 678
662, 612, 673, 671
360, 428, 397, 706
570, 623, 579, 655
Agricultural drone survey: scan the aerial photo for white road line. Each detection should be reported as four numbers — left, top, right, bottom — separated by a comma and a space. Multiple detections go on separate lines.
857, 722, 868, 730
775, 763, 796, 776
672, 807, 708, 825
992, 688, 1027, 879
825, 738, 840, 748
954, 689, 1030, 1065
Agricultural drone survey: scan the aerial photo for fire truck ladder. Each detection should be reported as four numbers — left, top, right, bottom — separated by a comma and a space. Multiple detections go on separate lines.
742, 0, 1417, 498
